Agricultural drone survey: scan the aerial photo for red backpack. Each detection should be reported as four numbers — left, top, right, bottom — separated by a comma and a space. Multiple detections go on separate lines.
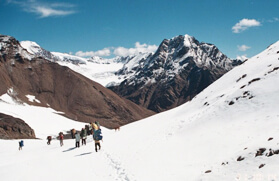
59, 132, 63, 139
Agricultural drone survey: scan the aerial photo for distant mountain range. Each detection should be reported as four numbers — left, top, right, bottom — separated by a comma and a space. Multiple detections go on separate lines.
19, 34, 242, 113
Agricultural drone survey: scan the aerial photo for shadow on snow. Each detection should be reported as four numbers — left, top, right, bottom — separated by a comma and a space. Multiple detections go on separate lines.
62, 147, 76, 152
75, 152, 92, 157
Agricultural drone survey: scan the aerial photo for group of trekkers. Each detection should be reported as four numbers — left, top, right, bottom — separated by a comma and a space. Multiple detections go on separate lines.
46, 121, 103, 152
71, 127, 88, 148
46, 132, 64, 146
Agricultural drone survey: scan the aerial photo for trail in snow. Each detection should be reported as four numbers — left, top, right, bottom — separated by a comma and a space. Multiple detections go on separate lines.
0, 136, 138, 181
104, 151, 133, 181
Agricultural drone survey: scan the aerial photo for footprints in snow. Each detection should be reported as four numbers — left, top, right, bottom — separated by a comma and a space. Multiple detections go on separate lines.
104, 152, 132, 181
165, 119, 186, 138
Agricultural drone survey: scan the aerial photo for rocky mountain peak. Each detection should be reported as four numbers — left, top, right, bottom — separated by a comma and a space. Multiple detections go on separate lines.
115, 34, 235, 88
109, 34, 241, 112
151, 34, 233, 71
20, 40, 57, 62
0, 34, 34, 61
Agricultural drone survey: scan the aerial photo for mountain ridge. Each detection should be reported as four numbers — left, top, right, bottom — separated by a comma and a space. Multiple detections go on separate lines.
109, 34, 242, 112
17, 34, 242, 113
0, 34, 155, 131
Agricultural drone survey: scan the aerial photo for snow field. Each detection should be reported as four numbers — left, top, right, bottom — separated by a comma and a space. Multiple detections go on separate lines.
0, 40, 279, 180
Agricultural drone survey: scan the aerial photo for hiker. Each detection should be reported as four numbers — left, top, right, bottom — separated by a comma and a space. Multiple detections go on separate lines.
80, 128, 87, 145
71, 129, 76, 139
75, 132, 80, 148
19, 140, 24, 150
85, 124, 90, 135
88, 124, 92, 135
93, 128, 102, 152
59, 132, 64, 146
47, 136, 52, 145
267, 149, 274, 157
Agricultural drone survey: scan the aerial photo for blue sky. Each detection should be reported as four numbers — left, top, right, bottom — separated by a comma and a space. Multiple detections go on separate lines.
1, 0, 279, 59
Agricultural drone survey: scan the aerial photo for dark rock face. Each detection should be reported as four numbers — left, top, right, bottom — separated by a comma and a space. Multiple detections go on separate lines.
0, 113, 36, 139
0, 35, 155, 129
109, 35, 240, 112
112, 61, 222, 112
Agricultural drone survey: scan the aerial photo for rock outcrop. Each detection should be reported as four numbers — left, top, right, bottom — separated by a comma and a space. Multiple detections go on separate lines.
0, 113, 36, 139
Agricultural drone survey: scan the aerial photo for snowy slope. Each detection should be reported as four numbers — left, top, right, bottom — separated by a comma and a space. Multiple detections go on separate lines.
104, 40, 279, 180
19, 40, 125, 86
55, 59, 124, 87
20, 40, 87, 64
50, 54, 153, 87
51, 52, 87, 64
1, 40, 279, 181
20, 41, 42, 55
20, 40, 57, 62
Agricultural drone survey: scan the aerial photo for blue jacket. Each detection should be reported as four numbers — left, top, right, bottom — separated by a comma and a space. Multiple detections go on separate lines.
19, 140, 24, 147
93, 129, 102, 141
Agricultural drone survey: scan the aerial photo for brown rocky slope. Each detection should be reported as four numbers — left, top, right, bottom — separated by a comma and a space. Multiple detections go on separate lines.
0, 35, 155, 130
0, 113, 36, 139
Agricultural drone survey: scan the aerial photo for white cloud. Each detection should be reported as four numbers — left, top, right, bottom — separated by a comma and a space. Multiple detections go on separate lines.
7, 0, 76, 18
31, 6, 75, 18
75, 48, 111, 57
237, 45, 251, 52
113, 42, 158, 57
232, 19, 261, 33
267, 17, 279, 23
75, 42, 158, 58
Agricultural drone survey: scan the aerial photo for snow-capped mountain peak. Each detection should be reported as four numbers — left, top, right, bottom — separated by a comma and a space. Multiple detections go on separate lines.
20, 41, 41, 55
51, 52, 87, 64
114, 34, 237, 88
88, 56, 104, 63
20, 40, 58, 62
169, 34, 195, 47
108, 34, 242, 112
0, 35, 34, 61
20, 40, 87, 64
157, 34, 233, 70
183, 34, 194, 47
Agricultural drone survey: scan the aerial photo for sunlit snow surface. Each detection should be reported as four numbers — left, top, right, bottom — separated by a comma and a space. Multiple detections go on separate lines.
1, 41, 279, 180
56, 60, 124, 87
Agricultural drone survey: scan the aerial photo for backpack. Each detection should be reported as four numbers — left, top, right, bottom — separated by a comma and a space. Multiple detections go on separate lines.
93, 129, 103, 141
59, 132, 63, 139
19, 140, 24, 147
80, 129, 84, 137
92, 123, 98, 130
